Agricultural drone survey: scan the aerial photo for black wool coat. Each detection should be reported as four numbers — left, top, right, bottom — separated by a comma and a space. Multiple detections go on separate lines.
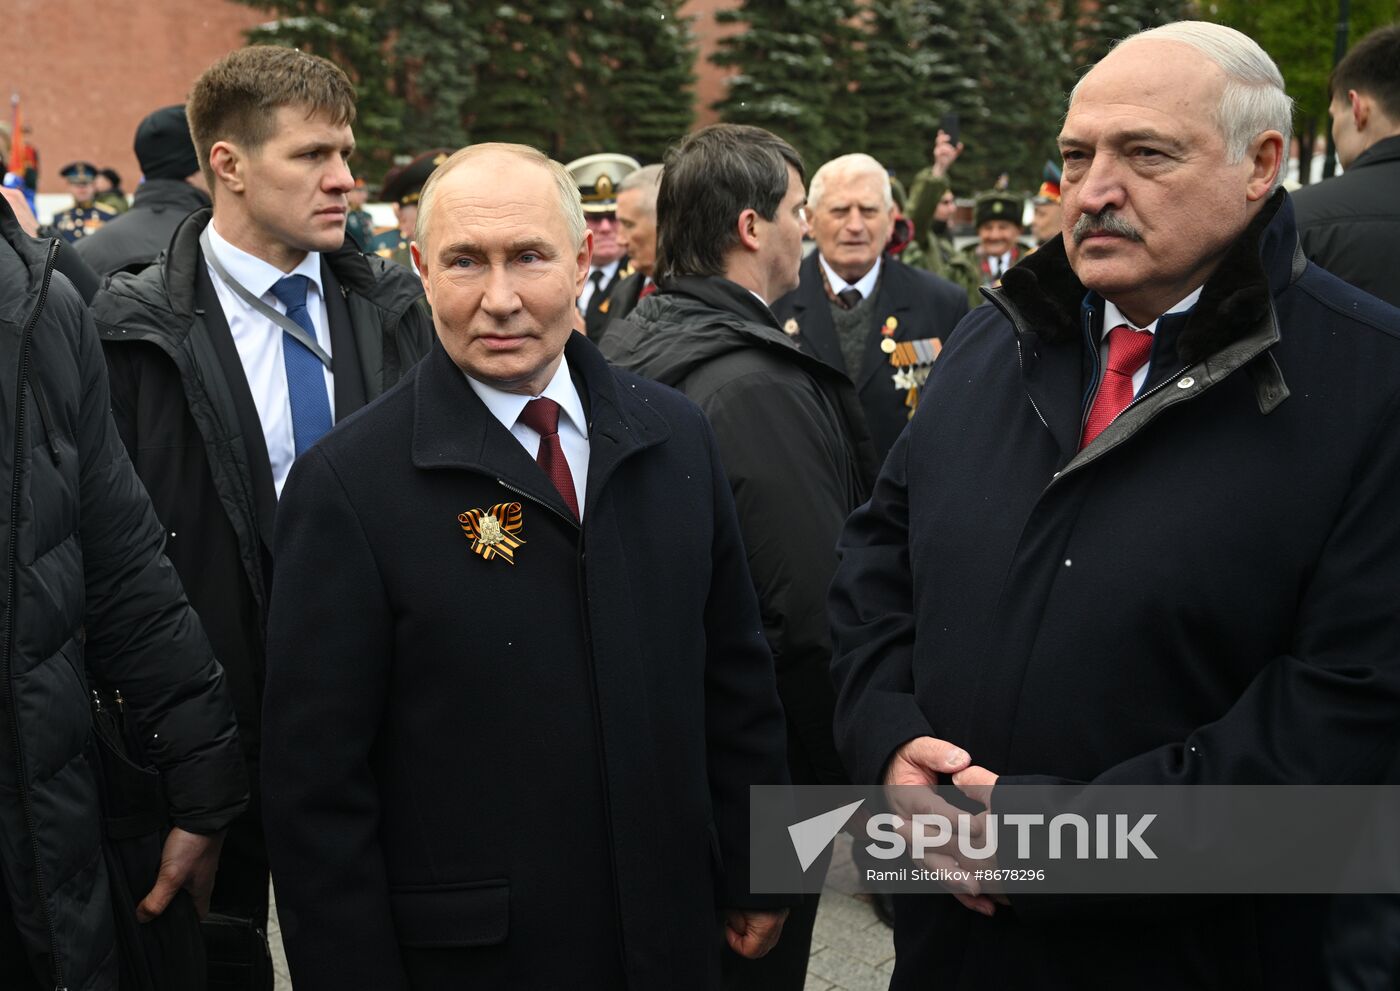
772, 252, 968, 458
830, 192, 1400, 989
261, 332, 791, 990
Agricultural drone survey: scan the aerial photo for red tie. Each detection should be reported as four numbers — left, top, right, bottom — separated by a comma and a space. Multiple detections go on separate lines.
1080, 325, 1153, 450
639, 280, 656, 299
518, 397, 580, 520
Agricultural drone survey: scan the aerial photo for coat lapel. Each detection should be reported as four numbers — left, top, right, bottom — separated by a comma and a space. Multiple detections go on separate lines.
411, 335, 670, 523
322, 258, 368, 419
857, 259, 916, 391
788, 253, 845, 374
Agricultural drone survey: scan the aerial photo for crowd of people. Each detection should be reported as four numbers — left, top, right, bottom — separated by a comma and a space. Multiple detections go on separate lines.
2, 16, 1399, 991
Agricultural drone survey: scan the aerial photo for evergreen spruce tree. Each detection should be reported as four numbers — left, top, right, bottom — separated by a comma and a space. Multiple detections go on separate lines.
711, 0, 861, 167
859, 0, 940, 180
915, 0, 986, 188
954, 0, 1066, 193
602, 0, 696, 162
238, 0, 404, 174
469, 2, 576, 157
389, 1, 483, 154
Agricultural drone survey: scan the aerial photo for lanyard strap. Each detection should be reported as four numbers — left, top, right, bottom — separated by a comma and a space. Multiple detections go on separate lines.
199, 225, 333, 370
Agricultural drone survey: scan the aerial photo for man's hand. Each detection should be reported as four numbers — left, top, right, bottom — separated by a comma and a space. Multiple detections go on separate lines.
1, 186, 40, 236
137, 827, 226, 922
881, 738, 1003, 916
724, 908, 788, 959
931, 130, 964, 178
883, 735, 970, 787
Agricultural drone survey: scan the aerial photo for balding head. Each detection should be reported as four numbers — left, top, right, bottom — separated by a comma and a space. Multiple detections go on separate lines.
411, 143, 591, 396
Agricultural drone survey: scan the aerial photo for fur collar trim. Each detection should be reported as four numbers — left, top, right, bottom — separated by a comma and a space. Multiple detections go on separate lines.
997, 191, 1297, 364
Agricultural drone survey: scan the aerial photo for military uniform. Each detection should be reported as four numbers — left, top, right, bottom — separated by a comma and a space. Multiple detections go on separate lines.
371, 149, 451, 269
898, 168, 982, 306
53, 162, 119, 243
345, 176, 376, 251
565, 152, 639, 337
963, 191, 1031, 287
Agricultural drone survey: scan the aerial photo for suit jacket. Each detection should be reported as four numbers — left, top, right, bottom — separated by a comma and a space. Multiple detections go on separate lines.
584, 256, 631, 338
594, 269, 648, 345
773, 253, 969, 458
262, 333, 792, 990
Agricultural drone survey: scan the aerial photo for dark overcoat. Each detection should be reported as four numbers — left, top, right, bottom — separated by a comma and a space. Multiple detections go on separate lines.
772, 253, 968, 458
829, 192, 1400, 989
261, 332, 791, 990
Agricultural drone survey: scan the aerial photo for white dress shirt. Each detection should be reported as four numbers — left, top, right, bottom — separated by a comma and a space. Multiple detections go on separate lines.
204, 222, 334, 498
465, 356, 591, 516
1100, 286, 1205, 396
578, 258, 622, 314
819, 253, 882, 300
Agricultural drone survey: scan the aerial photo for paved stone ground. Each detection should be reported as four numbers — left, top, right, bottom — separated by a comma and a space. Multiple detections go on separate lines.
269, 831, 894, 991
804, 832, 896, 991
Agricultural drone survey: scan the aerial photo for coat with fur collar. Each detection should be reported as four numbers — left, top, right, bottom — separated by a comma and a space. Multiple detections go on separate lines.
830, 192, 1400, 989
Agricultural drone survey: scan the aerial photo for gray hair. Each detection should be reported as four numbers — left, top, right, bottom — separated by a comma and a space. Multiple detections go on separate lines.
616, 163, 663, 213
415, 143, 586, 256
808, 153, 893, 211
1072, 20, 1293, 192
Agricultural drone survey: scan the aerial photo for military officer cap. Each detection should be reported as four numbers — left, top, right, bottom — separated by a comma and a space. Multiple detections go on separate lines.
1033, 161, 1062, 205
565, 153, 641, 214
380, 149, 453, 207
61, 161, 99, 184
974, 191, 1024, 229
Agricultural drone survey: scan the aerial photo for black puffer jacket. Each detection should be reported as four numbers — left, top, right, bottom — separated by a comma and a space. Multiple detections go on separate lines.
0, 196, 246, 988
602, 276, 878, 787
1293, 134, 1400, 307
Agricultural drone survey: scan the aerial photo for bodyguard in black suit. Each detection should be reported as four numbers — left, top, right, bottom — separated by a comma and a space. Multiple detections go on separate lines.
773, 153, 968, 458
262, 143, 793, 990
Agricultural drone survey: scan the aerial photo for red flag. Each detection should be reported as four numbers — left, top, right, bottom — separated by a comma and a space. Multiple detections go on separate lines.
8, 94, 29, 177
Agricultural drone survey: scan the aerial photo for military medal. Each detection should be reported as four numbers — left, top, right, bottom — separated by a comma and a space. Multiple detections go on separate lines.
783, 317, 800, 338
888, 335, 943, 419
458, 502, 526, 565
880, 316, 899, 354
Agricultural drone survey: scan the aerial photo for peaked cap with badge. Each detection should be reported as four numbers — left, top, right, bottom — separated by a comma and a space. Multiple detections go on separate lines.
54, 161, 119, 242
371, 148, 452, 266
565, 152, 640, 214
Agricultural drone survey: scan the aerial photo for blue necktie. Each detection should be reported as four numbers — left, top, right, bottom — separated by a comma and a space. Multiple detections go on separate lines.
270, 275, 333, 457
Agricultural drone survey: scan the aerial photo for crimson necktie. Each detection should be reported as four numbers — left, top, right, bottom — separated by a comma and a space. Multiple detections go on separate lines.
639, 280, 656, 300
518, 397, 580, 520
1080, 325, 1153, 450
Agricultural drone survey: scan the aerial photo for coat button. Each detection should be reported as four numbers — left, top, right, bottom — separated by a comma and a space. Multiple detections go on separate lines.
1177, 376, 1195, 389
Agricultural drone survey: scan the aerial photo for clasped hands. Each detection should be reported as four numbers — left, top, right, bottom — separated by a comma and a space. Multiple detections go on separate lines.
881, 736, 1007, 917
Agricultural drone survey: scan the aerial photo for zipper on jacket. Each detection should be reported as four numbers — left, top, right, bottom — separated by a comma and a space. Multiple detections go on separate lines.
1013, 338, 1050, 432
496, 476, 628, 968
2, 236, 67, 990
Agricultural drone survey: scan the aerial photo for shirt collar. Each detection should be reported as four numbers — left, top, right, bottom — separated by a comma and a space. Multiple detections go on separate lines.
1101, 286, 1204, 340
818, 252, 882, 298
589, 258, 622, 282
464, 354, 588, 438
207, 219, 322, 300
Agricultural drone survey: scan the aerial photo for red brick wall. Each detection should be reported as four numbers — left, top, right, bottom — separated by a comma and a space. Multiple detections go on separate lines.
3, 0, 743, 194
2, 0, 268, 193
681, 0, 742, 126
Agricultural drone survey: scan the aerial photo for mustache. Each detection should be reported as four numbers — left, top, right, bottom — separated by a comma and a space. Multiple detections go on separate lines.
1072, 209, 1143, 244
